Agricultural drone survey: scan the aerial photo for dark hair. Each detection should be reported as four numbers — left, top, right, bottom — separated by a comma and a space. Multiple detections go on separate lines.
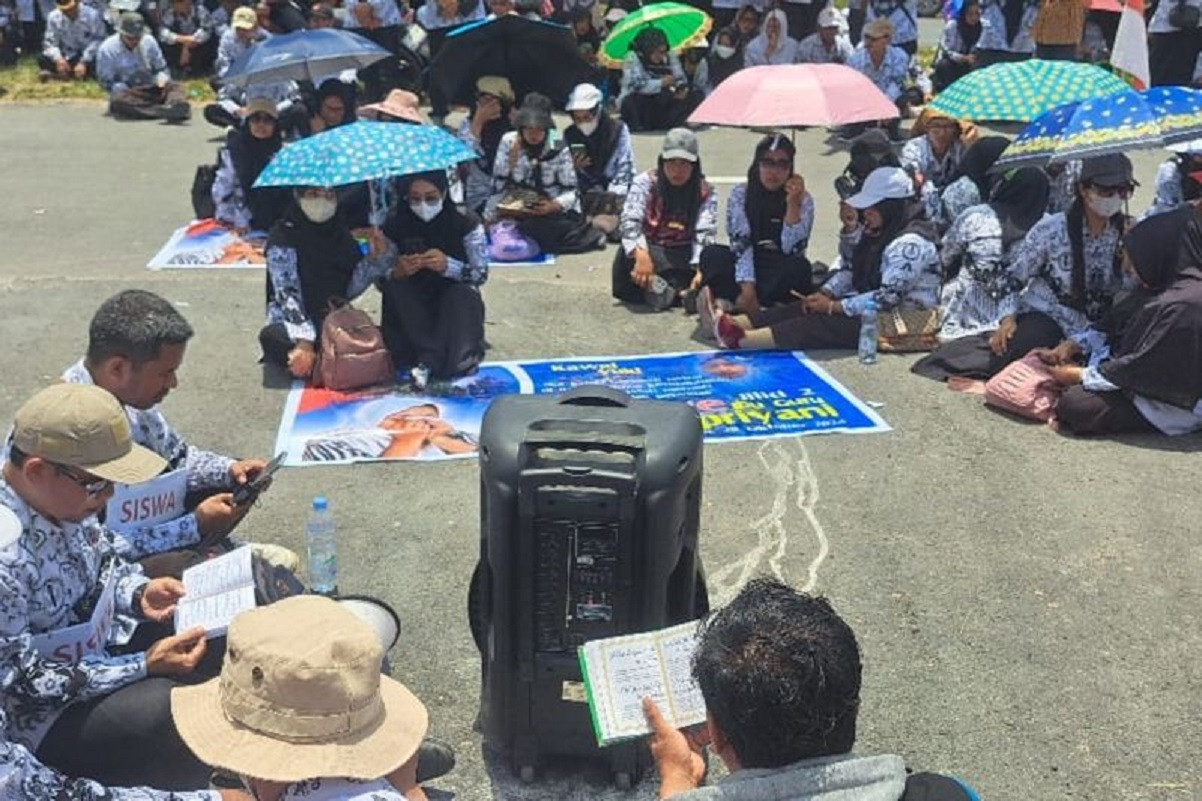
692, 578, 862, 768
86, 289, 194, 366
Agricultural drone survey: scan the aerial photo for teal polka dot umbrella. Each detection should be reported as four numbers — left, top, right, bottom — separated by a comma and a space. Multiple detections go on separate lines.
929, 59, 1130, 123
255, 121, 478, 189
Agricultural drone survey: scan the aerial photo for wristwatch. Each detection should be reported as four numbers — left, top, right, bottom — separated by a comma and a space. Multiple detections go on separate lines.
132, 584, 147, 615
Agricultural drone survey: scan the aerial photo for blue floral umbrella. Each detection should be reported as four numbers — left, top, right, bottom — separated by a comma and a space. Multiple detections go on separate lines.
996, 87, 1202, 169
220, 28, 390, 88
255, 121, 478, 189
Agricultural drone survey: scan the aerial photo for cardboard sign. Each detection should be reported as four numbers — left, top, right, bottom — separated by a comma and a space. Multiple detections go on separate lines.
30, 569, 118, 665
105, 469, 187, 533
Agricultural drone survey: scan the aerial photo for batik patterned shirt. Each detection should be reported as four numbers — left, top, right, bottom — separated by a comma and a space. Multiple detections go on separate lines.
42, 4, 105, 63
94, 33, 169, 93
1143, 160, 1184, 220
794, 32, 853, 64
0, 481, 148, 750
937, 203, 1033, 339
485, 131, 581, 220
823, 227, 941, 316
58, 360, 235, 560
264, 247, 393, 342
864, 0, 918, 44
343, 0, 404, 29
726, 182, 814, 284
279, 777, 406, 800
1002, 211, 1130, 355
0, 705, 218, 800
938, 175, 982, 228
846, 44, 910, 100
158, 3, 214, 45
977, 0, 1038, 52
619, 170, 719, 265
618, 51, 688, 104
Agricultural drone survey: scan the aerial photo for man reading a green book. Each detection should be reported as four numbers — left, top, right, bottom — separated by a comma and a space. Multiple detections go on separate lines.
642, 578, 977, 800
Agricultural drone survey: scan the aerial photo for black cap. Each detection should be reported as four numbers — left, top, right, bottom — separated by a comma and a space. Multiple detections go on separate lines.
513, 92, 555, 130
1079, 153, 1136, 188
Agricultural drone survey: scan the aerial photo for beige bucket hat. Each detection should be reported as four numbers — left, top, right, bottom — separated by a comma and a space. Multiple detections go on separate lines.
171, 595, 428, 783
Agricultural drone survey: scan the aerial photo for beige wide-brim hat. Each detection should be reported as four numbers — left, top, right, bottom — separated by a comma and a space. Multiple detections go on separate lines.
172, 596, 428, 783
360, 89, 427, 123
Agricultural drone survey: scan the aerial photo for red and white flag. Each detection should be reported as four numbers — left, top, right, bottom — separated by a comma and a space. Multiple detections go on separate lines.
1110, 0, 1150, 89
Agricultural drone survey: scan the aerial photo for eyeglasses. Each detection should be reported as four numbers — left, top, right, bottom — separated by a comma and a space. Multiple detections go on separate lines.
758, 157, 791, 170
1089, 184, 1132, 198
53, 464, 112, 498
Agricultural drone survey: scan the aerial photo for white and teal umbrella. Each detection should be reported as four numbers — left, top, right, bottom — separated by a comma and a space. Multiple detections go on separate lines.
254, 121, 478, 189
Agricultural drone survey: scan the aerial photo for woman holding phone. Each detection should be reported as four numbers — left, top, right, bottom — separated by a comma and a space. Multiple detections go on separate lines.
698, 134, 815, 317
563, 82, 636, 242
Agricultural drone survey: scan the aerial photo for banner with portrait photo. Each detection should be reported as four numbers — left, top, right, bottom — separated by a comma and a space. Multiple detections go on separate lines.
147, 220, 266, 270
274, 351, 889, 466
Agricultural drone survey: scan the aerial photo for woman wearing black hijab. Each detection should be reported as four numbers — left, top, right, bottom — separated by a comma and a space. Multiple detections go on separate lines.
938, 135, 1010, 226
260, 186, 390, 379
457, 75, 516, 215
617, 25, 702, 132
1054, 206, 1202, 436
932, 0, 982, 93
912, 168, 1051, 381
612, 128, 718, 310
212, 98, 290, 233
378, 171, 489, 384
706, 27, 744, 93
699, 135, 815, 315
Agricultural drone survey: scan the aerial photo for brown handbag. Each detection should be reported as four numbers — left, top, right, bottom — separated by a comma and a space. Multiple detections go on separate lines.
315, 299, 394, 391
877, 307, 941, 353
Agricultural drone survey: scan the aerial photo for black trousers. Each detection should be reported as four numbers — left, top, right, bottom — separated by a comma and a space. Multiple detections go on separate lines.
379, 273, 486, 378
699, 244, 813, 307
931, 56, 972, 93
611, 243, 695, 305
161, 38, 217, 75
514, 211, 601, 255
747, 304, 862, 350
36, 625, 225, 791
36, 52, 85, 72
619, 89, 702, 132
109, 84, 190, 122
358, 25, 404, 103
910, 311, 1065, 381
1056, 386, 1155, 435
975, 49, 1031, 68
1150, 28, 1202, 87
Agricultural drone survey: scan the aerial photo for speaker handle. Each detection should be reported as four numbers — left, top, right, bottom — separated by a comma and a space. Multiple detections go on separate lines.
556, 384, 632, 408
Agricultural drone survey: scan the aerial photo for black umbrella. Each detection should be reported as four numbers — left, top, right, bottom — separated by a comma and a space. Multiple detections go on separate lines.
429, 15, 597, 107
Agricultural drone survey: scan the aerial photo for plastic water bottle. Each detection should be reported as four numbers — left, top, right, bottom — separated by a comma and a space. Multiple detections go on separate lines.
858, 300, 878, 365
306, 496, 338, 595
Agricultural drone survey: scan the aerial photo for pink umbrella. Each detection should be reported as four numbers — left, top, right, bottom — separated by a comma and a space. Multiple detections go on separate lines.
1084, 0, 1123, 11
688, 64, 899, 128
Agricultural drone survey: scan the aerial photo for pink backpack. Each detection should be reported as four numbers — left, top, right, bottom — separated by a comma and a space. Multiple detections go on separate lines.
984, 352, 1063, 422
315, 299, 394, 391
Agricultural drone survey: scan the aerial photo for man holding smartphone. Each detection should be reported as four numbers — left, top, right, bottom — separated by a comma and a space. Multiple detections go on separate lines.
57, 290, 298, 577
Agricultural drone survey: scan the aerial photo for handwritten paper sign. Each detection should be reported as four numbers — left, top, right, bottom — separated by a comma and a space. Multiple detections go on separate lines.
106, 469, 187, 534
30, 570, 118, 665
174, 547, 257, 638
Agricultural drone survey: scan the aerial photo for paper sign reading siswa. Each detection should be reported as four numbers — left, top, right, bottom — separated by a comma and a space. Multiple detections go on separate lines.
174, 547, 256, 638
577, 621, 706, 746
106, 469, 188, 534
30, 569, 118, 665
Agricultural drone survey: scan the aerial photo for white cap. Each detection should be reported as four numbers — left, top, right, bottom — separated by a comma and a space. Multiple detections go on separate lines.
0, 506, 21, 550
604, 6, 626, 22
845, 166, 914, 209
1168, 138, 1202, 154
565, 83, 604, 112
817, 6, 841, 28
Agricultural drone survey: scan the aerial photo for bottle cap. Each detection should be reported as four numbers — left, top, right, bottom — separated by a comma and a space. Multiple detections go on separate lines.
313, 496, 328, 511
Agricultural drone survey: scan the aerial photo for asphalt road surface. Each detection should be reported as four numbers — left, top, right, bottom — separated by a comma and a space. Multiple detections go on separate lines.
1, 57, 1200, 801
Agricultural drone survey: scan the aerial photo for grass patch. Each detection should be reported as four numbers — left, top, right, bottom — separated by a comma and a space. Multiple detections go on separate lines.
0, 56, 215, 102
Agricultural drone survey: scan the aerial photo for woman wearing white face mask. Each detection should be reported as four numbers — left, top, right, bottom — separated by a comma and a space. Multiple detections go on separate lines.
987, 153, 1137, 375
260, 186, 394, 379
378, 171, 489, 383
563, 82, 635, 241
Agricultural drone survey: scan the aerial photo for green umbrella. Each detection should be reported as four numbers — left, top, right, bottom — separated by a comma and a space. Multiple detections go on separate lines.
928, 59, 1130, 123
598, 2, 712, 69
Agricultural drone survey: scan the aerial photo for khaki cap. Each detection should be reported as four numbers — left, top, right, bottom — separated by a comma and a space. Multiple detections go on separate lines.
172, 595, 429, 784
232, 6, 257, 29
12, 384, 165, 484
475, 75, 515, 103
245, 98, 278, 119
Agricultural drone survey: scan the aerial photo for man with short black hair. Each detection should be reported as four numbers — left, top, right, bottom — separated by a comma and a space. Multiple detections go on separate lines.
60, 289, 295, 575
644, 578, 977, 800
